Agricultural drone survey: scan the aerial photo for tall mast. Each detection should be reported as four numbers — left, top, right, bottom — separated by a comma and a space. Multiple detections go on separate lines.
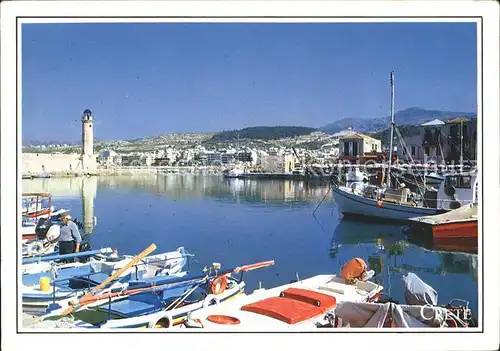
459, 120, 463, 167
386, 71, 395, 188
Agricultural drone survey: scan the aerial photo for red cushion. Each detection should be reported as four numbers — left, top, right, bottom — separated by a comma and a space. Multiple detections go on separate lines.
280, 288, 337, 309
241, 288, 337, 325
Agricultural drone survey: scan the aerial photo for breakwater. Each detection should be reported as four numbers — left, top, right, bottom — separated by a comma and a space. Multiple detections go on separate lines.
22, 166, 225, 179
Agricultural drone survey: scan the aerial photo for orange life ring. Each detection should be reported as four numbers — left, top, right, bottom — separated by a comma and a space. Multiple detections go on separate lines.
210, 276, 228, 295
207, 315, 240, 325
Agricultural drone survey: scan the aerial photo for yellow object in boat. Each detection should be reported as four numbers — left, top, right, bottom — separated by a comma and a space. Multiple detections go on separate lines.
40, 276, 51, 292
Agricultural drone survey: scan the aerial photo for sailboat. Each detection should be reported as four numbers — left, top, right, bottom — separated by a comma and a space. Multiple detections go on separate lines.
331, 72, 478, 222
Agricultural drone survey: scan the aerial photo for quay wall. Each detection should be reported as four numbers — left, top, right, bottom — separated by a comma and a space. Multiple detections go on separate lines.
22, 153, 97, 175
23, 164, 225, 178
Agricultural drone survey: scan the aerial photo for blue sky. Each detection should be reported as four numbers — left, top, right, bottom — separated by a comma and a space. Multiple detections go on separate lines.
22, 22, 477, 141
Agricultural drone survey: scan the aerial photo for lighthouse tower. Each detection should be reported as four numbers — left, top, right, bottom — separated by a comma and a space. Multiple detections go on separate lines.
82, 109, 94, 156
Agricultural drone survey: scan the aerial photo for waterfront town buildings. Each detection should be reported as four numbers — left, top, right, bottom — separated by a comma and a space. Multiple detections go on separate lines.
401, 117, 477, 165
22, 112, 477, 176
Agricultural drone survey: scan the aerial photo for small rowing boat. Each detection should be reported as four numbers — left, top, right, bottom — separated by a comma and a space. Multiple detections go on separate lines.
22, 246, 189, 314
27, 260, 275, 329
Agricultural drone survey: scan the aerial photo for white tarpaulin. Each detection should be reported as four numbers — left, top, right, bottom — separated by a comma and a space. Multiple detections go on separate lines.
401, 272, 438, 306
334, 301, 448, 328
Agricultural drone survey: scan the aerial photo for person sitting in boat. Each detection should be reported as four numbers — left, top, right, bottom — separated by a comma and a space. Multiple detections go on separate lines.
58, 212, 82, 257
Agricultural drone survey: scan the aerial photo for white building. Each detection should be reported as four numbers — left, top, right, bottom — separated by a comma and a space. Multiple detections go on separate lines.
98, 149, 119, 166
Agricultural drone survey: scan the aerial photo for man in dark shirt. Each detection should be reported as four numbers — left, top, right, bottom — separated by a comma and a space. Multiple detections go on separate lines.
58, 212, 82, 256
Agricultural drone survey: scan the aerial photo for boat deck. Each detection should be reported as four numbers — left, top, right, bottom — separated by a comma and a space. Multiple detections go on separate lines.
185, 274, 382, 331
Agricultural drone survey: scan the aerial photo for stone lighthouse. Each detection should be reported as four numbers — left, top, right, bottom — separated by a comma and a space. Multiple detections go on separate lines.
80, 109, 97, 172
82, 109, 94, 156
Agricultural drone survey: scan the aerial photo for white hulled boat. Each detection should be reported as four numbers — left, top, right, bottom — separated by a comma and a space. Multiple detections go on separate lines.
224, 166, 245, 178
332, 72, 479, 222
182, 258, 383, 330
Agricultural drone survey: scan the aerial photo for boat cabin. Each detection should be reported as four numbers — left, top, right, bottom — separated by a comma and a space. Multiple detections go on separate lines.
22, 193, 54, 218
435, 172, 478, 210
346, 165, 369, 183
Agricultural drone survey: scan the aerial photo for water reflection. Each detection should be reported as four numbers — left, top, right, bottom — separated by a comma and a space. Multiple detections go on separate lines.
21, 175, 478, 314
330, 218, 478, 309
95, 174, 332, 206
22, 176, 97, 234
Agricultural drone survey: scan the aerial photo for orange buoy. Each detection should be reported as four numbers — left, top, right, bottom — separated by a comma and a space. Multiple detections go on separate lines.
376, 200, 383, 208
210, 276, 228, 295
207, 315, 240, 325
340, 258, 367, 284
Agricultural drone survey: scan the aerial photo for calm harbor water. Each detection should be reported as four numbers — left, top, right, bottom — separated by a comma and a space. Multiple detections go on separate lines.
22, 175, 479, 315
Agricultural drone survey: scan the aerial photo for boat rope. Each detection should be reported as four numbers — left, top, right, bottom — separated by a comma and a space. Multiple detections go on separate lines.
394, 127, 426, 199
313, 181, 332, 215
165, 275, 210, 311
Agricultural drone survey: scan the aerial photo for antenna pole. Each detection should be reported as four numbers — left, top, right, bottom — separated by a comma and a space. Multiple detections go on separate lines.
387, 71, 395, 188
459, 120, 463, 168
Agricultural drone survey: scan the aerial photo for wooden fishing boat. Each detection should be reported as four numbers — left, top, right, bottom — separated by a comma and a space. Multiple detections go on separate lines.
333, 185, 444, 222
22, 246, 189, 314
183, 271, 475, 330
332, 72, 479, 223
182, 258, 383, 331
28, 260, 275, 329
22, 193, 55, 218
22, 248, 114, 274
22, 222, 63, 257
407, 203, 478, 240
183, 277, 382, 330
22, 195, 69, 243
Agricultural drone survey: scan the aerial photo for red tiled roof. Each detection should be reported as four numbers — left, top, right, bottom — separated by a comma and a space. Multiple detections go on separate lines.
446, 117, 472, 124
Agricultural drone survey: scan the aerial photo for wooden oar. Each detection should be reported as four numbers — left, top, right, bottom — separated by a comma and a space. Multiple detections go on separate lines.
165, 275, 210, 311
233, 260, 275, 273
58, 259, 275, 313
60, 243, 157, 316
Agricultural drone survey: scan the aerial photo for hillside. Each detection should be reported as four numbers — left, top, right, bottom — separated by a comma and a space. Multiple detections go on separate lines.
321, 107, 476, 134
23, 108, 477, 149
210, 126, 318, 141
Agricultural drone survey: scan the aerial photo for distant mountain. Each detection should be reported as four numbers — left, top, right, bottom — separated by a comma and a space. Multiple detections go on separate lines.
320, 107, 476, 134
211, 126, 318, 141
